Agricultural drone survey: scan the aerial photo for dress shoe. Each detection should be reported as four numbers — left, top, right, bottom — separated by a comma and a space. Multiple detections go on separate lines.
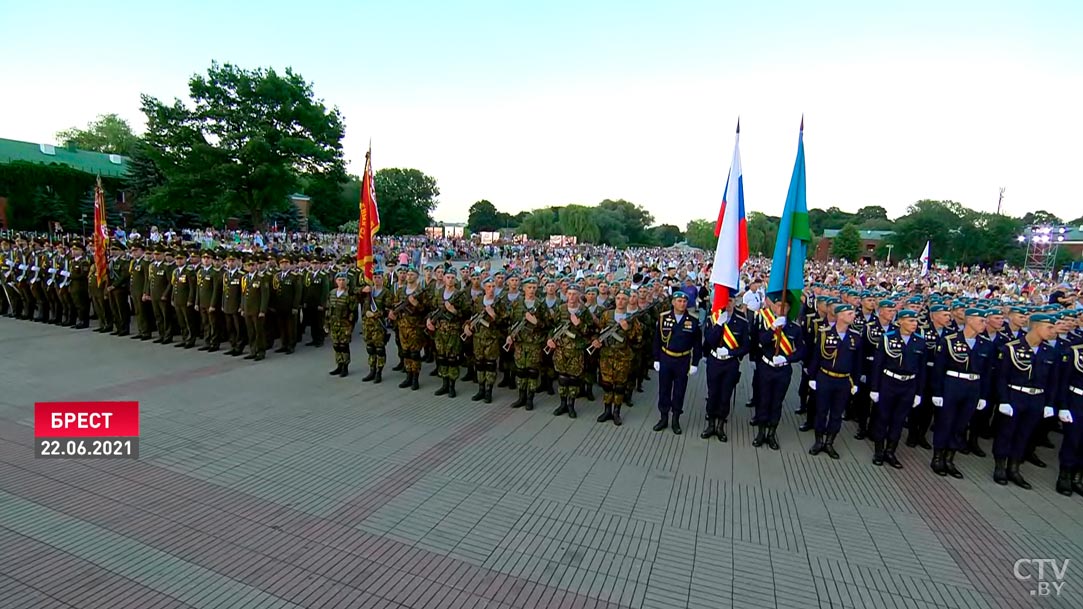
1025, 453, 1047, 468
716, 421, 728, 442
944, 450, 963, 479
700, 419, 716, 439
652, 417, 668, 432
823, 434, 840, 459
766, 426, 780, 450
1007, 460, 1032, 490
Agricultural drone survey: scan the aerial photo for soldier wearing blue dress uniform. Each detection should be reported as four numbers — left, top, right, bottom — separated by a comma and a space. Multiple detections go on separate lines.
652, 291, 702, 435
753, 295, 805, 449
854, 299, 897, 440
869, 308, 926, 468
929, 308, 997, 478
908, 302, 954, 449
799, 294, 832, 432
1055, 314, 1083, 496
992, 313, 1060, 489
808, 302, 861, 459
701, 298, 750, 443
1024, 311, 1081, 468
965, 307, 1012, 456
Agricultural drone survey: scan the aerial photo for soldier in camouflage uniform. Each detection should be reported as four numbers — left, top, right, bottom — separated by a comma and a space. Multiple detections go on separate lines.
540, 278, 563, 395
326, 272, 358, 377
505, 277, 548, 410
463, 277, 506, 403
591, 289, 643, 425
389, 266, 428, 390
360, 269, 392, 383
427, 272, 470, 397
546, 285, 598, 419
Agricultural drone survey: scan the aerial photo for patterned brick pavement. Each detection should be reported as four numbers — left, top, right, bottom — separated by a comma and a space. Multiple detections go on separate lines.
0, 319, 1081, 608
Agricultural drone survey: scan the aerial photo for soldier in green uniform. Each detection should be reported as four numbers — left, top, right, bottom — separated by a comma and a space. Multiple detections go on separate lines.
505, 277, 548, 410
326, 272, 358, 377
106, 243, 130, 335
497, 274, 522, 389
67, 241, 91, 328
146, 246, 174, 343
591, 289, 643, 425
546, 285, 598, 419
302, 255, 329, 347
427, 272, 470, 397
30, 240, 51, 323
220, 252, 245, 356
388, 265, 428, 390
360, 268, 392, 383
272, 254, 302, 354
170, 249, 197, 348
463, 277, 506, 403
540, 278, 563, 395
241, 254, 270, 360
87, 245, 112, 333
128, 242, 152, 339
196, 251, 222, 351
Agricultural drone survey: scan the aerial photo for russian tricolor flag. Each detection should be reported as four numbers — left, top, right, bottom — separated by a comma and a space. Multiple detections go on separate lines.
709, 120, 748, 322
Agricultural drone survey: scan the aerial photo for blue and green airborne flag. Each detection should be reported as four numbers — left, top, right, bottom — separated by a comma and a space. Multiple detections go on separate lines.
766, 117, 812, 320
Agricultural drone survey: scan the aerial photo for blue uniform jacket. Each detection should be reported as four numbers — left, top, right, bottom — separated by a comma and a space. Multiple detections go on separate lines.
931, 332, 996, 400
703, 314, 751, 360
870, 330, 927, 393
653, 310, 702, 364
759, 318, 807, 367
997, 338, 1059, 402
807, 325, 861, 386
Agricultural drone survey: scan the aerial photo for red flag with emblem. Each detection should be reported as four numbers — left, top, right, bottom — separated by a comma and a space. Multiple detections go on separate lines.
93, 176, 108, 285
356, 144, 380, 280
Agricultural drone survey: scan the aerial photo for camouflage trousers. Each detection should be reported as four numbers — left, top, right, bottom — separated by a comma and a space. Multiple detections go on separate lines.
330, 319, 353, 365
362, 317, 388, 370
398, 320, 425, 374
600, 346, 635, 408
433, 322, 463, 380
512, 340, 544, 393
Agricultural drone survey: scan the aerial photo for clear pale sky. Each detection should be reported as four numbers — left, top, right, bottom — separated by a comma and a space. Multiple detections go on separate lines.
3, 0, 1080, 227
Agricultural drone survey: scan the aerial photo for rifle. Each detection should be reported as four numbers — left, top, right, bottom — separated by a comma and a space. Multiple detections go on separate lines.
428, 286, 469, 325
543, 320, 571, 355
587, 308, 647, 355
460, 311, 489, 341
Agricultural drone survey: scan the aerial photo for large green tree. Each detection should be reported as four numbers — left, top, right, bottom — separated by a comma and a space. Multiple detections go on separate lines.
374, 168, 439, 234
684, 219, 717, 251
831, 223, 862, 261
747, 212, 779, 255
56, 113, 140, 155
139, 62, 347, 228
467, 200, 503, 232
650, 224, 683, 247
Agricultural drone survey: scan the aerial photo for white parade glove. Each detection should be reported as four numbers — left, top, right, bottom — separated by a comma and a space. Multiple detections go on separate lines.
976, 399, 987, 410
772, 317, 787, 329
1043, 406, 1055, 419
860, 375, 867, 384
850, 385, 859, 395
653, 361, 660, 372
1059, 409, 1074, 424
772, 355, 787, 366
998, 403, 1013, 416
808, 380, 817, 391
870, 392, 880, 403
932, 396, 943, 407
717, 347, 730, 358
718, 311, 729, 325
913, 396, 922, 407
688, 365, 698, 376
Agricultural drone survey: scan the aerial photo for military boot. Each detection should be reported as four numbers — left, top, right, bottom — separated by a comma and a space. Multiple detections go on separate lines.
1056, 468, 1074, 496
1008, 459, 1032, 490
597, 405, 614, 423
993, 457, 1008, 485
700, 418, 716, 440
567, 398, 577, 419
361, 367, 377, 382
885, 441, 903, 469
471, 383, 486, 401
398, 373, 413, 389
823, 434, 840, 459
671, 416, 681, 435
329, 364, 343, 376
1072, 470, 1083, 496
525, 391, 534, 411
652, 416, 668, 432
767, 425, 780, 450
931, 449, 947, 476
411, 374, 420, 390
752, 425, 767, 447
809, 434, 825, 456
554, 397, 569, 416
374, 368, 383, 384
393, 360, 405, 372
339, 364, 349, 378
944, 450, 963, 479
510, 387, 527, 408
873, 440, 886, 466
583, 384, 596, 402
612, 406, 623, 426
447, 380, 457, 398
434, 377, 450, 396
483, 385, 493, 403
716, 420, 728, 442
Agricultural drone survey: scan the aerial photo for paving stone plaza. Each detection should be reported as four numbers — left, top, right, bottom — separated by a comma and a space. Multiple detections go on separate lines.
0, 319, 1080, 609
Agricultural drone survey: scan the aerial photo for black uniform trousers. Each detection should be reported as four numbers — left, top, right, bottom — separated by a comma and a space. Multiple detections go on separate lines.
993, 390, 1045, 461
815, 373, 852, 435
872, 376, 917, 443
932, 376, 981, 451
755, 361, 792, 426
705, 356, 740, 422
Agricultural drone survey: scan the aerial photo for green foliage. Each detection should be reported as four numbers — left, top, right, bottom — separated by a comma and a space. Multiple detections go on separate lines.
373, 168, 439, 235
467, 199, 520, 232
747, 212, 779, 256
482, 199, 654, 246
808, 206, 856, 235
597, 199, 654, 245
139, 61, 347, 228
684, 219, 717, 251
56, 113, 140, 155
1020, 210, 1063, 226
886, 200, 1024, 266
650, 224, 683, 247
0, 161, 124, 231
831, 223, 862, 262
854, 205, 889, 223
